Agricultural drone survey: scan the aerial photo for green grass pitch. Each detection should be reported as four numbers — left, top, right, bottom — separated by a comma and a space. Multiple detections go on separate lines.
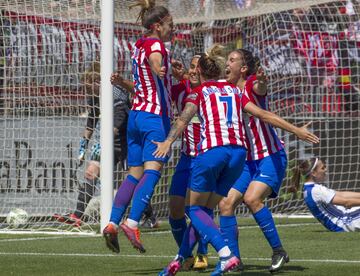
0, 218, 359, 275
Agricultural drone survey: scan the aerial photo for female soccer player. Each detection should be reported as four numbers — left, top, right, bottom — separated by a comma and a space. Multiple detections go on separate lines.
103, 0, 174, 254
218, 49, 319, 273
155, 44, 319, 276
291, 157, 360, 232
169, 55, 209, 270
54, 61, 131, 227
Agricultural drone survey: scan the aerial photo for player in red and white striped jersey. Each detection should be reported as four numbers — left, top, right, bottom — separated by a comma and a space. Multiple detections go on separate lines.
168, 55, 210, 270
155, 45, 319, 276
131, 36, 172, 116
103, 0, 175, 255
243, 73, 284, 161
219, 49, 318, 273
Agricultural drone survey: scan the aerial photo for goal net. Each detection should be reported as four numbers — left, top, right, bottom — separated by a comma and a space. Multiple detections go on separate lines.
0, 0, 359, 233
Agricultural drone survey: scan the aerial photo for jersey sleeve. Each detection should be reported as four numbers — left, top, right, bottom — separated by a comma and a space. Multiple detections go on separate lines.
86, 96, 100, 130
240, 92, 250, 110
246, 74, 267, 97
311, 184, 336, 204
144, 40, 164, 58
184, 88, 200, 106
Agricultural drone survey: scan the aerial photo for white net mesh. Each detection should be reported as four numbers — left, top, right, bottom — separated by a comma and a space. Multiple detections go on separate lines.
0, 0, 359, 233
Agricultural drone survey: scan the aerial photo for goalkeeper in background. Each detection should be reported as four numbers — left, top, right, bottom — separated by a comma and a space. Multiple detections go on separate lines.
54, 61, 158, 228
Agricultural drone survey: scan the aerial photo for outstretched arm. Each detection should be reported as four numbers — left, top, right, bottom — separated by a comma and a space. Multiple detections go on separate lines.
332, 191, 360, 209
244, 102, 319, 144
153, 102, 198, 158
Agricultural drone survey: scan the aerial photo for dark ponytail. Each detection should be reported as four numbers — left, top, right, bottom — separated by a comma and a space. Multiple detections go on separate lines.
234, 49, 257, 77
290, 158, 319, 192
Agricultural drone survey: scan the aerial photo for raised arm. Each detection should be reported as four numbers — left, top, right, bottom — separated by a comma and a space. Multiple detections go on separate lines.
253, 67, 267, 96
152, 102, 198, 158
244, 102, 319, 144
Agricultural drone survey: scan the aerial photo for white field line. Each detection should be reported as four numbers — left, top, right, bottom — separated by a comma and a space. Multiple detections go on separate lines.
0, 222, 318, 240
0, 252, 358, 264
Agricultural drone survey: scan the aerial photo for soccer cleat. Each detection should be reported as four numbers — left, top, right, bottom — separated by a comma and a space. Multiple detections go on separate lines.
193, 254, 208, 270
269, 249, 289, 273
158, 256, 183, 276
141, 217, 160, 229
210, 255, 241, 276
181, 256, 194, 271
120, 222, 146, 253
103, 223, 120, 253
54, 213, 82, 227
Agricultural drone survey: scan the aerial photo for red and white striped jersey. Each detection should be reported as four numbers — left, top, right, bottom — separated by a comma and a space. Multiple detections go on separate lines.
243, 74, 284, 160
185, 80, 250, 153
171, 80, 201, 157
131, 37, 172, 117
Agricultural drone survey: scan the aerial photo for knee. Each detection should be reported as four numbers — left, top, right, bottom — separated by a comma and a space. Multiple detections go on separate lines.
243, 195, 263, 213
219, 193, 242, 216
219, 197, 235, 215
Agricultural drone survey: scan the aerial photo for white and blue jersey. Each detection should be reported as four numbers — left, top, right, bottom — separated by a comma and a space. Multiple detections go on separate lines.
303, 182, 360, 232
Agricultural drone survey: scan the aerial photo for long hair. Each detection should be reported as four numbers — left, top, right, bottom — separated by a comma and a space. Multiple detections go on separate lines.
290, 157, 319, 192
198, 44, 226, 80
129, 0, 170, 30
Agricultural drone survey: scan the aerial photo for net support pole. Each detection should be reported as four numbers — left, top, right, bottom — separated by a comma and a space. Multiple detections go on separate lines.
100, 0, 114, 232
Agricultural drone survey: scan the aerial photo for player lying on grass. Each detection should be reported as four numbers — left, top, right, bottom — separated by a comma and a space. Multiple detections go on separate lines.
291, 157, 360, 232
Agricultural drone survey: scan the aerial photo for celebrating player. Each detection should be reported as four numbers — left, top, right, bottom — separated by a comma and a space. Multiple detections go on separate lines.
155, 44, 319, 275
291, 157, 360, 232
102, 0, 174, 254
218, 49, 320, 272
168, 55, 210, 270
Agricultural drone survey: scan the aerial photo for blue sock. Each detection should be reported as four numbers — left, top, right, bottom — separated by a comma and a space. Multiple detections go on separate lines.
197, 207, 213, 255
169, 216, 187, 248
220, 215, 240, 258
189, 205, 226, 252
178, 223, 198, 259
253, 206, 282, 249
110, 175, 139, 225
128, 170, 161, 223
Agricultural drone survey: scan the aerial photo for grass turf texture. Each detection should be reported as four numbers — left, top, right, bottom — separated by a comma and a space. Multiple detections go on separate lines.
0, 218, 359, 275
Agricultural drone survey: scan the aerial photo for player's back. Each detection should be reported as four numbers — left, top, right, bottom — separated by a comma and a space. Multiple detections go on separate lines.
191, 80, 247, 153
131, 37, 172, 117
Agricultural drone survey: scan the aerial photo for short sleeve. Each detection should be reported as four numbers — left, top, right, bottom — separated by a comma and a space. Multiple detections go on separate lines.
184, 90, 200, 106
311, 184, 336, 204
145, 40, 164, 58
240, 92, 250, 110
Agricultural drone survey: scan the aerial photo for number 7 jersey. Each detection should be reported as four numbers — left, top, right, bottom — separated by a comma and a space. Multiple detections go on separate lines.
184, 80, 250, 153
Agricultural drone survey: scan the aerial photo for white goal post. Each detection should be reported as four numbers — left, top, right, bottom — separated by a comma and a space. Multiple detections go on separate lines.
0, 0, 359, 234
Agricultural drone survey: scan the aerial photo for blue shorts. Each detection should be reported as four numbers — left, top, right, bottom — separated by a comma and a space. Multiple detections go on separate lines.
127, 110, 170, 166
169, 153, 193, 198
232, 149, 287, 198
190, 145, 247, 197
